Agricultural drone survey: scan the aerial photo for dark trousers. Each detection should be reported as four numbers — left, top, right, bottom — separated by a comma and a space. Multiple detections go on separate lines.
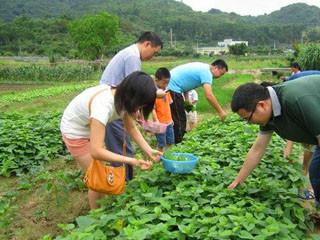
309, 146, 320, 202
169, 91, 186, 144
105, 119, 134, 181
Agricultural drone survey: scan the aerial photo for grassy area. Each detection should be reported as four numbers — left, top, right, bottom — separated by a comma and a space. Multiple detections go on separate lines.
0, 81, 96, 114
196, 73, 254, 113
1, 92, 79, 114
142, 55, 288, 74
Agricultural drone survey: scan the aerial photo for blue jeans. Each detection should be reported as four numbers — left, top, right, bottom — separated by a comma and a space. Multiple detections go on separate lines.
105, 119, 134, 181
309, 146, 320, 202
155, 123, 175, 148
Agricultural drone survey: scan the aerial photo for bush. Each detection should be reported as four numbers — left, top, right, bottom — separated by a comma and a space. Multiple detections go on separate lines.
0, 63, 96, 82
296, 43, 320, 70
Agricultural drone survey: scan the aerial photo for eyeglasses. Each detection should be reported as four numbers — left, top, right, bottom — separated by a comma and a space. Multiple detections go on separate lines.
242, 103, 257, 123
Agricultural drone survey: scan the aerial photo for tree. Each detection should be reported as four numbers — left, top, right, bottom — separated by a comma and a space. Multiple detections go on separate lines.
228, 43, 248, 56
305, 27, 320, 43
69, 13, 120, 60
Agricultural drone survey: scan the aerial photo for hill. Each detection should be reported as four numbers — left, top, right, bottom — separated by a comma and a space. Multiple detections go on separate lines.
1, 0, 320, 56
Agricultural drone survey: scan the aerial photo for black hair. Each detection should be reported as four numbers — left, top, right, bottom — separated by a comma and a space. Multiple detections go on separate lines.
115, 71, 156, 119
231, 83, 270, 112
136, 31, 163, 49
211, 59, 228, 72
291, 62, 301, 71
260, 81, 277, 87
155, 67, 170, 81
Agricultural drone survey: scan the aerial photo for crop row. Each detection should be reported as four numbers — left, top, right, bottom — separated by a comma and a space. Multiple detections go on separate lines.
0, 82, 93, 106
0, 112, 66, 176
52, 116, 311, 240
0, 64, 96, 82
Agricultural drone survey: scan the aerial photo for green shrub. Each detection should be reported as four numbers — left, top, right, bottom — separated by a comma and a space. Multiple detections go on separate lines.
0, 64, 96, 82
296, 43, 320, 70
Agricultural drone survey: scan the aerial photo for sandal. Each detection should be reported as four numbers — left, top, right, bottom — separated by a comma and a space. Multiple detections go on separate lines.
298, 189, 315, 200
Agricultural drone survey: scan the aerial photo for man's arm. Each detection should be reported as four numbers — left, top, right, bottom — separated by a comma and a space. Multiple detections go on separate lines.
203, 83, 226, 121
228, 132, 272, 189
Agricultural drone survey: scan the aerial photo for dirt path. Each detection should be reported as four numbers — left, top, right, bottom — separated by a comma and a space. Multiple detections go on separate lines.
0, 83, 52, 93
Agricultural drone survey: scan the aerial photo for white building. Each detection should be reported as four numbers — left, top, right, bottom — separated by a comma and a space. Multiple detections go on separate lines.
196, 47, 228, 55
195, 39, 249, 55
217, 39, 248, 47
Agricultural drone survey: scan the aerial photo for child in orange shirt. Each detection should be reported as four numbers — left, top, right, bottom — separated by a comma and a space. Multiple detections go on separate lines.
152, 68, 175, 151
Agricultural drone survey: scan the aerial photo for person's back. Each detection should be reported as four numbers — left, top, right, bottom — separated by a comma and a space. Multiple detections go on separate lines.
287, 70, 320, 81
100, 45, 141, 86
168, 62, 212, 93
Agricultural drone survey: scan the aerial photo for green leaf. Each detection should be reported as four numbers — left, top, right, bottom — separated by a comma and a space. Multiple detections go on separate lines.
76, 216, 96, 230
238, 230, 254, 239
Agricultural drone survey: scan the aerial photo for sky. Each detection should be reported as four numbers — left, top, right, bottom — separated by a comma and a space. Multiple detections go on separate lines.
180, 0, 320, 16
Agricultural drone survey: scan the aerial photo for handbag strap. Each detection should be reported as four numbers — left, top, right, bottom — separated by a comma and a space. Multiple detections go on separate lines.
88, 88, 109, 116
88, 87, 127, 158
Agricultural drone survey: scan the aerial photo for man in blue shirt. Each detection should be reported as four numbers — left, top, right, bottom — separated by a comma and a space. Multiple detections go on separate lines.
168, 59, 228, 143
286, 70, 320, 81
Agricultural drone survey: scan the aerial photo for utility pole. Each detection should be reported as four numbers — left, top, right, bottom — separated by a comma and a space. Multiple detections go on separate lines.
301, 31, 305, 44
170, 28, 173, 47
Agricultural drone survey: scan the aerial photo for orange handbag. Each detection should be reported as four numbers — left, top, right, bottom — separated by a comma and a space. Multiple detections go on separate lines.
83, 88, 126, 195
83, 159, 126, 195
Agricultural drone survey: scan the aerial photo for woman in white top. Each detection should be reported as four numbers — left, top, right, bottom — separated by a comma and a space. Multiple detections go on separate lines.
61, 71, 161, 209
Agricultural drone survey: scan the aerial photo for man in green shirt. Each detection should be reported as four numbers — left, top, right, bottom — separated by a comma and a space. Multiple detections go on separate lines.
228, 76, 320, 206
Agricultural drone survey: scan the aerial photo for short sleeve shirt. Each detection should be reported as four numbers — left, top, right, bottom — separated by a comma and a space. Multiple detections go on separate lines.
60, 85, 119, 139
154, 92, 173, 124
260, 76, 320, 145
100, 44, 141, 86
168, 62, 213, 94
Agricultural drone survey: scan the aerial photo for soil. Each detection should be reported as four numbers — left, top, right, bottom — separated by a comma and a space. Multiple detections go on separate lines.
0, 83, 51, 93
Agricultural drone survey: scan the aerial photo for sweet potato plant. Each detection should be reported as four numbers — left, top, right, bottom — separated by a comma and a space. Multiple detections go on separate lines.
0, 112, 66, 176
54, 115, 312, 240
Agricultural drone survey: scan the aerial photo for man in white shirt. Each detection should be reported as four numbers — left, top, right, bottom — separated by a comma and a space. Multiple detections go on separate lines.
100, 32, 163, 180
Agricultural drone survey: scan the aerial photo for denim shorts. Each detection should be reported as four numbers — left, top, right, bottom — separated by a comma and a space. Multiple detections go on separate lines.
155, 123, 175, 148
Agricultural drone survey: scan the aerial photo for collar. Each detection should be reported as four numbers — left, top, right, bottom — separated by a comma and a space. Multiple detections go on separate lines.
267, 86, 281, 117
132, 44, 140, 57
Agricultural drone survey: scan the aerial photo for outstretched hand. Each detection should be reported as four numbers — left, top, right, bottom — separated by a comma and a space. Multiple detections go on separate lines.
137, 159, 153, 170
148, 149, 163, 163
228, 179, 240, 189
219, 110, 227, 121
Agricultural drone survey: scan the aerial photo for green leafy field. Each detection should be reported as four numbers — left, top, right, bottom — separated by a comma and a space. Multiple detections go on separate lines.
52, 116, 312, 239
2, 56, 316, 239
